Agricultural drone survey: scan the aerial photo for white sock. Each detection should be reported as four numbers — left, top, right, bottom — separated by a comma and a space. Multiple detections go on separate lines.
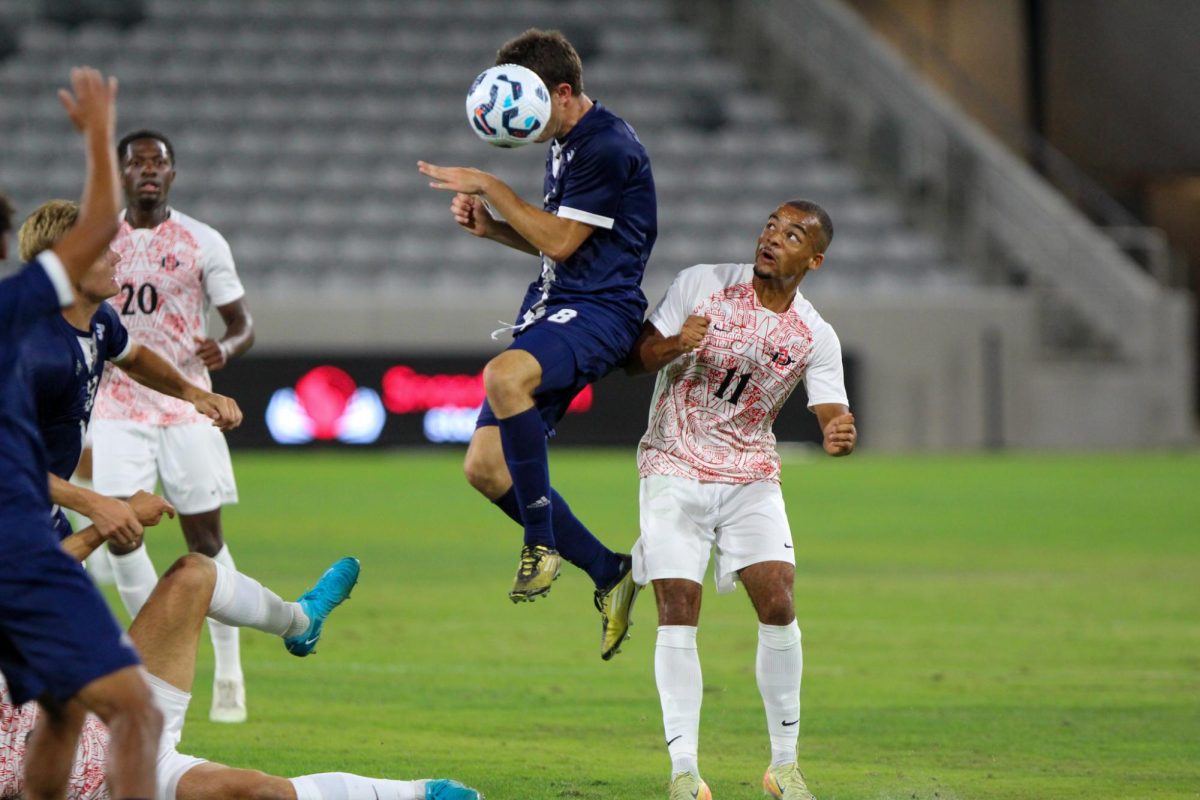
655, 625, 702, 778
208, 561, 309, 638
757, 620, 803, 767
208, 545, 243, 683
290, 773, 428, 800
109, 544, 158, 618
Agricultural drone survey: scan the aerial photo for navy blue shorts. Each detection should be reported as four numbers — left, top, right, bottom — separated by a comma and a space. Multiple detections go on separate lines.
476, 312, 634, 435
0, 513, 140, 705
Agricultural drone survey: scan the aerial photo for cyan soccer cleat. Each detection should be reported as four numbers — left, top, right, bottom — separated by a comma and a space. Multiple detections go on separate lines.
426, 778, 483, 800
284, 557, 360, 657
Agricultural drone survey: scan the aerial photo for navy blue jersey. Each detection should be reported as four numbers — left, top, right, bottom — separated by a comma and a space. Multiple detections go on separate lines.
0, 254, 74, 517
24, 303, 131, 480
514, 102, 656, 344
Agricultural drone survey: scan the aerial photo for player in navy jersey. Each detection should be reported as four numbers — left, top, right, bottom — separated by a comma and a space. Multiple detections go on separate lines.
418, 29, 654, 659
16, 199, 242, 544
0, 68, 165, 800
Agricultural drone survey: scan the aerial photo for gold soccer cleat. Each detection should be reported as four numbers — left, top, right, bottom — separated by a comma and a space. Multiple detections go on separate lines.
595, 555, 640, 660
509, 544, 561, 602
669, 771, 712, 800
763, 762, 815, 800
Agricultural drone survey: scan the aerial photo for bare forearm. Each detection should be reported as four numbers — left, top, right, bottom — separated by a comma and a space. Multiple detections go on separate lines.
49, 473, 96, 516
627, 336, 688, 375
55, 124, 119, 283
218, 316, 254, 360
482, 179, 584, 262
60, 525, 104, 561
485, 219, 541, 256
121, 347, 203, 402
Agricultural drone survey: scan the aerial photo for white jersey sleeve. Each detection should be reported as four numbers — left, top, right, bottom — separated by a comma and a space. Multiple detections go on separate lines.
200, 228, 245, 307
647, 264, 734, 337
800, 319, 848, 408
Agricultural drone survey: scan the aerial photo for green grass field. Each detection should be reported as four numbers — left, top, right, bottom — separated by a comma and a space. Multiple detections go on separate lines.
116, 449, 1200, 799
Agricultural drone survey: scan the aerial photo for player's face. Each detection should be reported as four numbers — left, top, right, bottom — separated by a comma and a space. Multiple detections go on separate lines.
754, 206, 823, 282
121, 139, 175, 207
79, 248, 121, 302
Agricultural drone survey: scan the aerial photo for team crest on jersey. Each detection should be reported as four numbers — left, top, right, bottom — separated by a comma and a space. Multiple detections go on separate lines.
161, 254, 180, 270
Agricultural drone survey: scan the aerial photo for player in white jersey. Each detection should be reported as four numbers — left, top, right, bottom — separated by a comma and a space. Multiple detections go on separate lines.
627, 201, 856, 800
90, 129, 257, 723
1, 534, 482, 800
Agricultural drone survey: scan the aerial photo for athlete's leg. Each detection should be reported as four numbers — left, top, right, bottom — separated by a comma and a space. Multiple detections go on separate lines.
482, 348, 553, 552
653, 578, 704, 781
73, 666, 164, 800
177, 508, 246, 722
467, 425, 625, 592
22, 696, 87, 800
740, 561, 811, 797
176, 763, 480, 800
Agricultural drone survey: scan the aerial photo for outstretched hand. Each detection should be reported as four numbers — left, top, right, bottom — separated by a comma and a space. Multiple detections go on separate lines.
58, 66, 118, 136
822, 412, 856, 456
417, 161, 495, 195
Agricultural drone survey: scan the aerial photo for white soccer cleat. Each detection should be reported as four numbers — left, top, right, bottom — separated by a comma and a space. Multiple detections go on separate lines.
210, 677, 247, 723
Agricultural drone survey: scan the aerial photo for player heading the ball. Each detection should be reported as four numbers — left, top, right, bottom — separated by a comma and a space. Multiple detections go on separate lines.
418, 28, 657, 660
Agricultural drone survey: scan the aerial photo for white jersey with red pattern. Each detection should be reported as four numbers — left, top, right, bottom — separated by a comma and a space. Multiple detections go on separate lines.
637, 263, 848, 484
93, 208, 245, 427
1, 674, 110, 800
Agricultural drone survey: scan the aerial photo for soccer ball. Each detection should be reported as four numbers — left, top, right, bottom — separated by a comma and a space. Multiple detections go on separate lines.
465, 64, 552, 148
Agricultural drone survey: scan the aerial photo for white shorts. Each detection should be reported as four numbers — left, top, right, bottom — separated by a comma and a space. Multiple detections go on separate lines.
147, 673, 208, 800
633, 475, 795, 595
91, 421, 238, 515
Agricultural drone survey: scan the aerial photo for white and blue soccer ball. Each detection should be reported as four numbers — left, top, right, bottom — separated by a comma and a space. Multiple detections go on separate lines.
465, 64, 552, 148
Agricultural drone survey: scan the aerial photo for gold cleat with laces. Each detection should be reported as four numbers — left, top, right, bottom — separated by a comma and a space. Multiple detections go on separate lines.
669, 771, 712, 800
509, 544, 561, 602
595, 554, 640, 660
763, 762, 815, 800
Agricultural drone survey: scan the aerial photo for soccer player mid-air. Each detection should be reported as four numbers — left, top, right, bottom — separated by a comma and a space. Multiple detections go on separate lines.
88, 129, 257, 722
1, 67, 165, 800
1, 532, 483, 800
16, 198, 241, 550
626, 201, 856, 800
418, 29, 656, 659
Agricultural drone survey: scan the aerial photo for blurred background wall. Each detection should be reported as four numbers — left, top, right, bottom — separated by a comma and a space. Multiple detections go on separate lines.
1, 0, 1193, 452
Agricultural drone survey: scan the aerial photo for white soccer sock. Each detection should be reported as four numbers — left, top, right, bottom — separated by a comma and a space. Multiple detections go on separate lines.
109, 544, 158, 618
290, 773, 428, 800
656, 625, 702, 778
208, 545, 244, 682
208, 561, 309, 638
756, 620, 803, 767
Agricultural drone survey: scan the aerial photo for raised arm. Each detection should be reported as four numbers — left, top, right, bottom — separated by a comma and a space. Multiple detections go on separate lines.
626, 316, 710, 376
52, 67, 120, 284
418, 163, 594, 262
116, 343, 243, 430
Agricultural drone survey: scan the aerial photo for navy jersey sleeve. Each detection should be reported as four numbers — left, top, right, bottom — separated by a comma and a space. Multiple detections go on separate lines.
0, 253, 75, 339
556, 135, 635, 230
97, 304, 132, 362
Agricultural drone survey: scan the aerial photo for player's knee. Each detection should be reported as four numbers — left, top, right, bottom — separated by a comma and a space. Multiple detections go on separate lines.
161, 552, 216, 593
482, 353, 537, 406
757, 598, 796, 627
463, 451, 504, 497
104, 690, 163, 742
